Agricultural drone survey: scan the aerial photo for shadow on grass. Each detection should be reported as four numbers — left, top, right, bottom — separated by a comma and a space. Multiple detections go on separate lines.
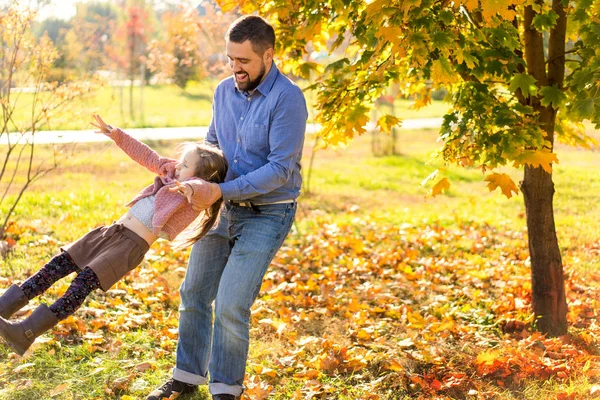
181, 91, 212, 102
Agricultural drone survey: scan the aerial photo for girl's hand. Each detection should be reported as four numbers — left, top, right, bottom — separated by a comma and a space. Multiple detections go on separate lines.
168, 180, 194, 203
90, 114, 113, 134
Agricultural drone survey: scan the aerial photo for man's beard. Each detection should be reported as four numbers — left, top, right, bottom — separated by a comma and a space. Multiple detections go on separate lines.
235, 62, 266, 92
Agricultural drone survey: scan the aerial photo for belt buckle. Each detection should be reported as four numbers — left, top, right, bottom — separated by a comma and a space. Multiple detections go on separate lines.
234, 201, 260, 213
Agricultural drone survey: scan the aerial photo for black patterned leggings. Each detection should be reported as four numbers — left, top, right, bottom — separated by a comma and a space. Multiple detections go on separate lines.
20, 252, 101, 320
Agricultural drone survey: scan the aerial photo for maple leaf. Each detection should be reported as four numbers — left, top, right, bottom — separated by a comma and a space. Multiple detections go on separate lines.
377, 114, 402, 133
480, 0, 522, 22
570, 98, 595, 120
426, 177, 450, 198
455, 48, 479, 69
513, 150, 559, 173
377, 26, 402, 43
430, 58, 455, 85
484, 173, 519, 198
540, 84, 567, 109
476, 349, 503, 366
508, 73, 538, 98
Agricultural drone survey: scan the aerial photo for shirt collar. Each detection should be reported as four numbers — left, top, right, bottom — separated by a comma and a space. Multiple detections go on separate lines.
234, 61, 279, 97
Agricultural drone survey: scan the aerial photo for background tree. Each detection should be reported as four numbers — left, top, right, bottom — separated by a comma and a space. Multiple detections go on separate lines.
147, 2, 237, 89
147, 6, 204, 89
0, 3, 99, 239
222, 0, 600, 336
67, 2, 119, 73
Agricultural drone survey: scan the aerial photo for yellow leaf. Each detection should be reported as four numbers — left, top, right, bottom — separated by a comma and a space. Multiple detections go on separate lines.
377, 114, 402, 133
366, 0, 390, 23
475, 349, 502, 365
377, 26, 403, 43
430, 59, 455, 85
217, 0, 241, 13
407, 311, 426, 328
386, 358, 404, 372
484, 173, 519, 198
412, 95, 432, 110
513, 149, 559, 173
457, 0, 479, 11
426, 178, 450, 198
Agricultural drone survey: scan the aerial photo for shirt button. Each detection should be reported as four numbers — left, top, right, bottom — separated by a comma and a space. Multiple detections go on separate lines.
247, 97, 251, 101
234, 160, 238, 163
237, 139, 240, 142
240, 117, 244, 120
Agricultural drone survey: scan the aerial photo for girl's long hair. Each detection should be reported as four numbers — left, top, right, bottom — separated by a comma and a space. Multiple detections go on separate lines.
178, 142, 228, 248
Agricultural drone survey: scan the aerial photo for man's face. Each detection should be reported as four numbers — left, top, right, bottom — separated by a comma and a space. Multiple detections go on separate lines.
226, 40, 272, 92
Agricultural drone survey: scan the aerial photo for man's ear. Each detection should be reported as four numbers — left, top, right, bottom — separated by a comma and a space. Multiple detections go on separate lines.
264, 47, 274, 63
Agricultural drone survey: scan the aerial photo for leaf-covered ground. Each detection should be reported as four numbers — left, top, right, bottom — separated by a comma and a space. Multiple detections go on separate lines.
0, 132, 599, 399
0, 215, 598, 399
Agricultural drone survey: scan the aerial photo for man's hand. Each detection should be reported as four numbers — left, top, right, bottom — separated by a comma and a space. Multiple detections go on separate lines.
168, 180, 222, 212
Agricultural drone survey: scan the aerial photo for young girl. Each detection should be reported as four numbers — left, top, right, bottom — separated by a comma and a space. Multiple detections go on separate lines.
0, 114, 227, 356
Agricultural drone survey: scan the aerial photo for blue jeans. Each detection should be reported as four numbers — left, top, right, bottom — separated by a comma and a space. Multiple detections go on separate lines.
173, 201, 296, 396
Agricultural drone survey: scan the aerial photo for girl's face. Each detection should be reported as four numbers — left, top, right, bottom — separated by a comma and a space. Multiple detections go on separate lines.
176, 150, 199, 180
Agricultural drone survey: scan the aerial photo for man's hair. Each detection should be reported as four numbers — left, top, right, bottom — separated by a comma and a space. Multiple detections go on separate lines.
225, 15, 275, 55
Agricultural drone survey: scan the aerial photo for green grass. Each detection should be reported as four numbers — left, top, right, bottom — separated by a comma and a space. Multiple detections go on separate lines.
0, 125, 599, 399
9, 81, 449, 131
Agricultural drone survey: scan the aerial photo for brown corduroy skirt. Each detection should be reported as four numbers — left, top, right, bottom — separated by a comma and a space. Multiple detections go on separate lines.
61, 223, 150, 291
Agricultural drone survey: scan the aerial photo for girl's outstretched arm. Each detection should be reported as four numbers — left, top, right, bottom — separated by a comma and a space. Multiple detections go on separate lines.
91, 114, 177, 175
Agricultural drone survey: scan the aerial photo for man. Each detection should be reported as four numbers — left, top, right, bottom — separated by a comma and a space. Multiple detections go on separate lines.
147, 15, 307, 400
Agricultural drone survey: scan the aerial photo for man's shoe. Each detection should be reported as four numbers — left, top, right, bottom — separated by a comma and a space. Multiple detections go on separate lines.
212, 395, 239, 400
146, 378, 198, 400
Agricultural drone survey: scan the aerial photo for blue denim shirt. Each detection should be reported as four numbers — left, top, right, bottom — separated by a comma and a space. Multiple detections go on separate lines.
206, 63, 308, 204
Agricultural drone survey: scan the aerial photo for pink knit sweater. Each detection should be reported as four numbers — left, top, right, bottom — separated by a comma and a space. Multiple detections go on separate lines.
107, 127, 212, 240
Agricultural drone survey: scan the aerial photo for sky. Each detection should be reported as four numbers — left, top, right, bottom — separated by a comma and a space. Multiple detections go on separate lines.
37, 0, 79, 20
32, 0, 199, 20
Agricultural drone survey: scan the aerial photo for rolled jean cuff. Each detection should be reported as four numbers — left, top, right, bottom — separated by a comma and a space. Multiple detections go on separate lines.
172, 367, 208, 386
209, 382, 244, 397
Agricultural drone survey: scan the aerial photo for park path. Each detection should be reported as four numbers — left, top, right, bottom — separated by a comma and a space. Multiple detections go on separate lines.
0, 118, 443, 145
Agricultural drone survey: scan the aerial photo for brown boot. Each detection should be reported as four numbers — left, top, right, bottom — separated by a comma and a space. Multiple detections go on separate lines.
0, 304, 58, 356
0, 284, 29, 319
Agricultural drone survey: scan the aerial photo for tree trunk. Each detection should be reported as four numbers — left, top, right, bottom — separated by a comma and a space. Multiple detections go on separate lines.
521, 164, 567, 336
520, 1, 568, 336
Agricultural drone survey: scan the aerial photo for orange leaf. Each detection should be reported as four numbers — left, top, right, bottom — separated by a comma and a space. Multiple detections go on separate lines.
50, 382, 70, 397
293, 369, 320, 379
385, 358, 404, 372
484, 173, 519, 198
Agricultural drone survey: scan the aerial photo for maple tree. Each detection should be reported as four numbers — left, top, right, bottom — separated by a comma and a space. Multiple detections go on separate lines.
219, 0, 600, 336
